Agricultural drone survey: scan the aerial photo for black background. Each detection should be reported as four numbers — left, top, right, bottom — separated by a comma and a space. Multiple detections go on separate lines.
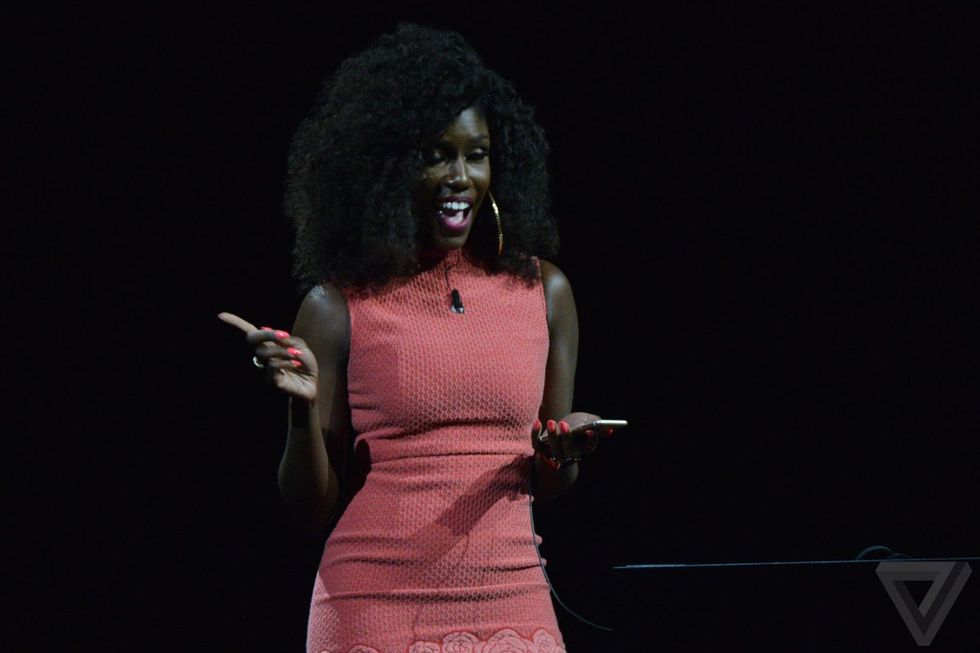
8, 3, 980, 651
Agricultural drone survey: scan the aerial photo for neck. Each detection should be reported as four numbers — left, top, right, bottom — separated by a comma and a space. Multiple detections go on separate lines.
417, 246, 464, 271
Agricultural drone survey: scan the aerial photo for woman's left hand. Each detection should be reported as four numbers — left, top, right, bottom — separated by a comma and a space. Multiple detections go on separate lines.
531, 411, 614, 469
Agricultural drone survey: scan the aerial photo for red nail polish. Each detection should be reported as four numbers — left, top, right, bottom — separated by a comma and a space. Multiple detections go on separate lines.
547, 419, 556, 432
532, 418, 542, 432
602, 428, 615, 438
290, 360, 302, 367
584, 429, 596, 439
275, 330, 290, 339
287, 347, 301, 357
559, 421, 570, 434
260, 326, 273, 332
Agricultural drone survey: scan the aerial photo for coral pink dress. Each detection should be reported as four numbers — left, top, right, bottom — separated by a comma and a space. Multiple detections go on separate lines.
307, 252, 566, 653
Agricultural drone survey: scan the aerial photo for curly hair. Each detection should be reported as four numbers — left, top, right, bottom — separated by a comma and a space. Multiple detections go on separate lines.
285, 23, 558, 293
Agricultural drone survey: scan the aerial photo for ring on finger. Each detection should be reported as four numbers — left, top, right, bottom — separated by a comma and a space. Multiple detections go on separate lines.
252, 356, 265, 369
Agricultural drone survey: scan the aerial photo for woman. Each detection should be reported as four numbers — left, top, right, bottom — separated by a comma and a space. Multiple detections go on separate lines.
220, 24, 611, 653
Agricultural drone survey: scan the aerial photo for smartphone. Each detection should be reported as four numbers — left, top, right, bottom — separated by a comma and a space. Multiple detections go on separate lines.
572, 419, 628, 432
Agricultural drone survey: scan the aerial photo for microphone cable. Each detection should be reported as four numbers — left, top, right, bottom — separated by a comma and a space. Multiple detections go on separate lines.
528, 461, 614, 632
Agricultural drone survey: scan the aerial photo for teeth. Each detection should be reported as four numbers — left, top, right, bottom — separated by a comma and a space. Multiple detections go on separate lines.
440, 201, 470, 211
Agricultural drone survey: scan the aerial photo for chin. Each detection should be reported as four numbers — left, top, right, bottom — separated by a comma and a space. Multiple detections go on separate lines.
432, 231, 472, 252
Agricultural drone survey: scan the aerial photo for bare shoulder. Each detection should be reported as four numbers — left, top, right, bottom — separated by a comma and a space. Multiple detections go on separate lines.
292, 282, 350, 356
539, 260, 575, 322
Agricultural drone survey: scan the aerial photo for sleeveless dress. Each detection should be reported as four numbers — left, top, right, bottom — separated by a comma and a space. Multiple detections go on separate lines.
306, 252, 566, 653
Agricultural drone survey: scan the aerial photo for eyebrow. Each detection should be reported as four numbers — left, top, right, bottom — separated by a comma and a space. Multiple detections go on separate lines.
435, 135, 491, 146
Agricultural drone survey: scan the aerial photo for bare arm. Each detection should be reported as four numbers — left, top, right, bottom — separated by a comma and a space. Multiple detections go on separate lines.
533, 260, 581, 504
277, 284, 352, 534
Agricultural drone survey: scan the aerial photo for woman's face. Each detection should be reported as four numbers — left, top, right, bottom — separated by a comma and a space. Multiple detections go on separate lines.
417, 106, 491, 255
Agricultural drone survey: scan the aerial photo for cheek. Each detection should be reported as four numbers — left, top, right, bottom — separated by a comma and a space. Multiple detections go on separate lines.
475, 166, 491, 189
415, 176, 439, 202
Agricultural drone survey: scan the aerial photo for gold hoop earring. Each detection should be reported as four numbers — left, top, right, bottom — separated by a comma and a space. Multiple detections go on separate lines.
489, 191, 503, 256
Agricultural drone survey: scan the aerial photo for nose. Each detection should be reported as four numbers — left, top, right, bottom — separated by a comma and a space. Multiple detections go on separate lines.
446, 156, 471, 189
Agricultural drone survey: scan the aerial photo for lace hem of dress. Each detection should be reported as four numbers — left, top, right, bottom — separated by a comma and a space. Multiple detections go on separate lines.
325, 627, 565, 653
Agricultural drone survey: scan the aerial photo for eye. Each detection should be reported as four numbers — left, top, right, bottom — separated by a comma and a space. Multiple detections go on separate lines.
466, 149, 489, 162
425, 151, 446, 165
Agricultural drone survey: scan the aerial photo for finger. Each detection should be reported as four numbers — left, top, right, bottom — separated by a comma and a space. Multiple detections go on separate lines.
245, 328, 293, 348
583, 430, 600, 454
544, 420, 570, 459
217, 312, 258, 334
537, 419, 558, 446
265, 357, 307, 371
559, 420, 596, 459
532, 418, 545, 442
540, 453, 562, 470
575, 428, 595, 451
558, 420, 577, 457
253, 342, 306, 365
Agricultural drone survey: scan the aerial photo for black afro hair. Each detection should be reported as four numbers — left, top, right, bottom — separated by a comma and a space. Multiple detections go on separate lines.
285, 23, 558, 292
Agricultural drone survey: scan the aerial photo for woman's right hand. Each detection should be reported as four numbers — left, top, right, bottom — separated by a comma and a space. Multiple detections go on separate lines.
218, 312, 319, 403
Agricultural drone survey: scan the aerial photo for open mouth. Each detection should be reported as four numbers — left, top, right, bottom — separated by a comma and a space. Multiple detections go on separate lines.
435, 199, 473, 234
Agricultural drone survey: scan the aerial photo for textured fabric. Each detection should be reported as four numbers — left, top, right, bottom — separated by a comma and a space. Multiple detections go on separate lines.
307, 252, 564, 653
